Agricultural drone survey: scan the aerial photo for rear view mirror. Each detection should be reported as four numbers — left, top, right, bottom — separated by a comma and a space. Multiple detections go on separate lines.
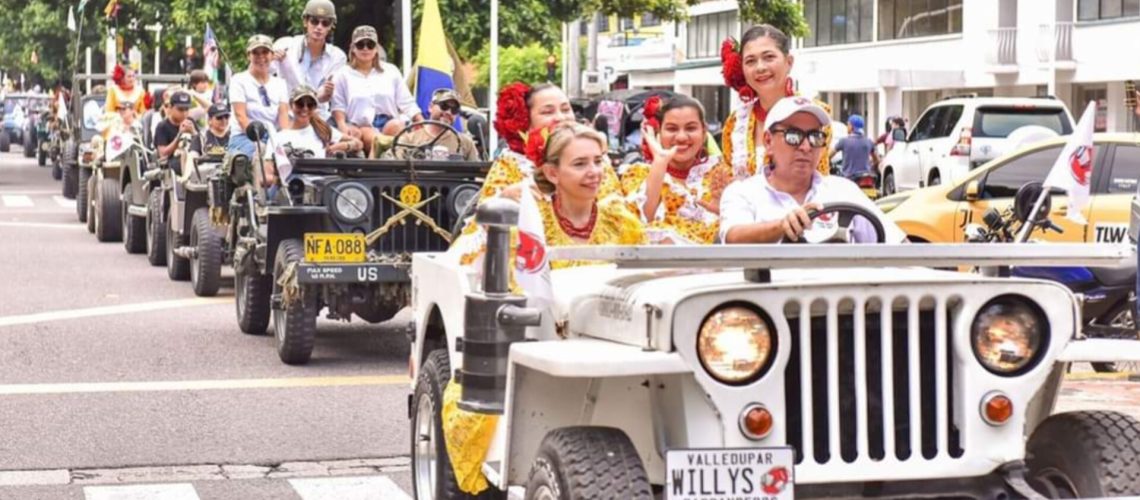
965, 181, 980, 201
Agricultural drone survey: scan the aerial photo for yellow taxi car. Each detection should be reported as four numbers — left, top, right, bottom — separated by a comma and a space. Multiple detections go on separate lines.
878, 133, 1140, 243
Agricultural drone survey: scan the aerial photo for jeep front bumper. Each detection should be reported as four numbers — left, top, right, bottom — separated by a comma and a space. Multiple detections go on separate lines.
295, 263, 408, 284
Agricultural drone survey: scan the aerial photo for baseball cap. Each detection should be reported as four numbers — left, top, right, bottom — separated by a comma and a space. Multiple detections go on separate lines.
431, 88, 459, 105
290, 84, 318, 103
352, 26, 378, 44
246, 34, 273, 53
848, 114, 865, 131
764, 96, 831, 132
208, 102, 230, 119
169, 91, 192, 109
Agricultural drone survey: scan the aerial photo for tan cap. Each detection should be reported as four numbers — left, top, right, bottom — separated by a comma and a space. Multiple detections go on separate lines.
431, 88, 459, 104
352, 26, 378, 44
246, 34, 273, 53
303, 0, 336, 21
290, 84, 318, 103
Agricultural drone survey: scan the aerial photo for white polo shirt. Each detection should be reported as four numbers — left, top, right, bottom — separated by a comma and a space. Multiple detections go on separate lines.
719, 168, 907, 244
330, 63, 421, 127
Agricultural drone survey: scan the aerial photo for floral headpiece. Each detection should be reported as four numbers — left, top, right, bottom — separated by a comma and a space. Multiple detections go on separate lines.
494, 82, 532, 155
640, 95, 663, 162
523, 125, 553, 166
721, 38, 755, 102
112, 64, 127, 87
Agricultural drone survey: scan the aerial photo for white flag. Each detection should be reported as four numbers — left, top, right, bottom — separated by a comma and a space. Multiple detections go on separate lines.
1043, 101, 1096, 225
56, 91, 68, 122
514, 185, 554, 310
105, 131, 131, 161
67, 6, 76, 31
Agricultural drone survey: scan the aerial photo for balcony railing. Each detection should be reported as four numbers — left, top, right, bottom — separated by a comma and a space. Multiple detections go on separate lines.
986, 27, 1017, 66
1037, 22, 1074, 63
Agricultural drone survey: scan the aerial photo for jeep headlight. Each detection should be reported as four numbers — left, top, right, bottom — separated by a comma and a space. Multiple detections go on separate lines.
971, 296, 1047, 375
332, 184, 371, 223
697, 305, 775, 385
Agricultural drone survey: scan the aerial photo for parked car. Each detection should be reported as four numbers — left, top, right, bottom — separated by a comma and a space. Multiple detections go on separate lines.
880, 133, 1140, 244
880, 96, 1074, 195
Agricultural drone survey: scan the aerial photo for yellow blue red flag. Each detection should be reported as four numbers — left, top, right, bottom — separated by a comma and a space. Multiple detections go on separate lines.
414, 0, 456, 121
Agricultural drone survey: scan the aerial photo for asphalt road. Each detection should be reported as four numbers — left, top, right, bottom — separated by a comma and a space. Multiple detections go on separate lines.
1, 145, 1139, 499
0, 147, 416, 498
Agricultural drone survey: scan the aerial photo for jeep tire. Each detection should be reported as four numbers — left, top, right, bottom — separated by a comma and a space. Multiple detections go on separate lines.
1027, 411, 1140, 497
51, 161, 62, 181
62, 164, 78, 199
165, 203, 190, 280
0, 131, 9, 152
23, 132, 34, 158
145, 189, 166, 266
37, 145, 47, 166
94, 177, 123, 242
273, 239, 317, 365
525, 427, 652, 500
122, 185, 147, 254
77, 167, 91, 223
190, 208, 223, 297
85, 174, 96, 233
235, 265, 271, 335
412, 349, 502, 500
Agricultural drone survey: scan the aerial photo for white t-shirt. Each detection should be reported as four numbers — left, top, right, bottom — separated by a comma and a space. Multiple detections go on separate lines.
264, 125, 343, 180
227, 71, 288, 137
718, 169, 907, 244
330, 63, 421, 127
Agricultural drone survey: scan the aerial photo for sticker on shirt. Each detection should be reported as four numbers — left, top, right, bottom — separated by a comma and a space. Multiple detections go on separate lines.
1093, 223, 1129, 244
802, 211, 841, 244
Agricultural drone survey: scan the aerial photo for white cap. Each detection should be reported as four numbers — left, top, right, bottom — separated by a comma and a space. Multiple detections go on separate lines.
763, 96, 831, 132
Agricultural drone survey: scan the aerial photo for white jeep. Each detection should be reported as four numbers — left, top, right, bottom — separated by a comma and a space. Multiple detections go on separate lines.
408, 201, 1140, 499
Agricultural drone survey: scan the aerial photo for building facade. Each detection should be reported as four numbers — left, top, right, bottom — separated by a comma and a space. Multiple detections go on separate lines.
597, 0, 1140, 137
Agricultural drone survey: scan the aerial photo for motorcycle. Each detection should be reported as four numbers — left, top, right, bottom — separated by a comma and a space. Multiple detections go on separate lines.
964, 183, 1138, 373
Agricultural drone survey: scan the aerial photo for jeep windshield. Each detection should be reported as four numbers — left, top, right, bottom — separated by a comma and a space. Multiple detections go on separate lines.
971, 106, 1073, 138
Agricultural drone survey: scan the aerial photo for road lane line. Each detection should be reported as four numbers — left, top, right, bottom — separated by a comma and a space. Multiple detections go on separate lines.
85, 483, 200, 500
53, 195, 75, 208
0, 221, 84, 230
0, 375, 406, 395
290, 476, 412, 500
0, 190, 59, 195
0, 297, 231, 328
1, 195, 34, 208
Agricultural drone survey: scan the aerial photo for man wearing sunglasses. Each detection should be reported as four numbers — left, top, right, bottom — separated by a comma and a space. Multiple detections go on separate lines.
719, 97, 906, 244
272, 0, 346, 117
400, 89, 479, 161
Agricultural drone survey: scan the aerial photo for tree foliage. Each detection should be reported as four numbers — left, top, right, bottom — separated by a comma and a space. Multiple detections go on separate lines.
471, 42, 560, 89
738, 0, 809, 38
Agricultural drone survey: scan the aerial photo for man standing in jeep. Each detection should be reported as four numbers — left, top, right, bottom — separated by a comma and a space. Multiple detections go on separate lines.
153, 91, 198, 175
272, 0, 346, 118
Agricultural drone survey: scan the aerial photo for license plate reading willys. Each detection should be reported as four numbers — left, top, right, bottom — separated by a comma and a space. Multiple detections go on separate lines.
666, 447, 794, 500
303, 233, 366, 263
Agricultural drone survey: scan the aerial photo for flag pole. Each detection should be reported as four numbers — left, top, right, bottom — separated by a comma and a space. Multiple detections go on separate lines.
401, 0, 412, 77
72, 4, 86, 78
1014, 189, 1049, 243
489, 0, 498, 153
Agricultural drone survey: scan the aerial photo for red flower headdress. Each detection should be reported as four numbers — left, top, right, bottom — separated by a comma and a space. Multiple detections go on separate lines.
523, 125, 553, 166
112, 64, 127, 88
639, 95, 663, 162
494, 82, 532, 155
721, 38, 755, 102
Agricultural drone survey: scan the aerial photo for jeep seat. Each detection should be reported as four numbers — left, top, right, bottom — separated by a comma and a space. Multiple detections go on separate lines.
1089, 261, 1137, 287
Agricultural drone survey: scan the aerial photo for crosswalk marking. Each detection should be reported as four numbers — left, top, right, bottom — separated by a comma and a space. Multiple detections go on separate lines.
290, 476, 412, 500
0, 195, 33, 208
84, 483, 199, 500
53, 195, 74, 208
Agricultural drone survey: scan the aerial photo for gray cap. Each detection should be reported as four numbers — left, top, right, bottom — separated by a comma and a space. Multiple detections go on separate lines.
352, 26, 378, 44
290, 84, 318, 103
246, 34, 273, 53
303, 0, 336, 21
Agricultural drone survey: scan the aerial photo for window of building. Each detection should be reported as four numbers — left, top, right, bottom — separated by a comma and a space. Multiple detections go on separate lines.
692, 86, 732, 128
686, 10, 739, 60
641, 13, 661, 27
620, 17, 635, 30
598, 15, 610, 33
878, 0, 964, 41
803, 0, 874, 47
1078, 0, 1140, 20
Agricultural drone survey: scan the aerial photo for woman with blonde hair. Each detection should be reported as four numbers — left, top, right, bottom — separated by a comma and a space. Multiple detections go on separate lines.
331, 25, 422, 155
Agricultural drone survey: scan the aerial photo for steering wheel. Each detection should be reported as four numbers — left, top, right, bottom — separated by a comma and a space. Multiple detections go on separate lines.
390, 119, 462, 160
780, 202, 887, 244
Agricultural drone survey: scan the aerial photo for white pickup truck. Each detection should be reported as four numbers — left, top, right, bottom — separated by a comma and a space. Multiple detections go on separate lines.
407, 200, 1140, 499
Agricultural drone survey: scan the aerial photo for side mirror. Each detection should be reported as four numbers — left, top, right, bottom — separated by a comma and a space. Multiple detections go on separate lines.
245, 121, 268, 142
964, 223, 988, 242
965, 180, 980, 201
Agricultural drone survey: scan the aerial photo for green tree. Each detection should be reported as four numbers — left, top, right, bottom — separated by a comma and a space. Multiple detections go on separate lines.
471, 42, 560, 89
738, 0, 809, 38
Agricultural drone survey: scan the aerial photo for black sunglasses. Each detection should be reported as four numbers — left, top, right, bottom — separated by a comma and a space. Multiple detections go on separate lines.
771, 127, 827, 148
211, 114, 230, 121
307, 17, 333, 28
437, 101, 459, 113
354, 40, 376, 50
292, 99, 317, 109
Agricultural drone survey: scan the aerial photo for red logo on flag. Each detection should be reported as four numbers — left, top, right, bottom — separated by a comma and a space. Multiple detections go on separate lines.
1069, 145, 1093, 186
515, 231, 546, 273
110, 135, 123, 151
761, 466, 790, 494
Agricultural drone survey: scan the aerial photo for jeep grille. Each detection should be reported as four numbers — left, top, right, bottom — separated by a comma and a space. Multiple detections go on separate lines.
783, 296, 964, 468
371, 183, 456, 254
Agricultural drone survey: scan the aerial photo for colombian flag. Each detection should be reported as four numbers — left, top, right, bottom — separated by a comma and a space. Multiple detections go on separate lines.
414, 0, 456, 121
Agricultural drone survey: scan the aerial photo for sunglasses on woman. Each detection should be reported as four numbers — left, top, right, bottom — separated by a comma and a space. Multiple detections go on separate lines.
770, 127, 827, 148
292, 99, 318, 109
354, 40, 376, 50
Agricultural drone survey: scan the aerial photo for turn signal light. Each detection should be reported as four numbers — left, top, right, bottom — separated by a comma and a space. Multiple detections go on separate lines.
739, 404, 774, 440
981, 392, 1013, 426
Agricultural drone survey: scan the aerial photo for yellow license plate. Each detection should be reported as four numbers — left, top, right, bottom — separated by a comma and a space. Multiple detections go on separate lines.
303, 233, 367, 263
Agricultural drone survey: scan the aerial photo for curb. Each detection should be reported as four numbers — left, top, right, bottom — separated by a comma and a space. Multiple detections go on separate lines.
1065, 372, 1140, 382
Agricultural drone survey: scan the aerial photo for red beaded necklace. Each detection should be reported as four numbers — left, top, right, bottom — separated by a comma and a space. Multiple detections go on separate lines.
666, 163, 691, 180
552, 195, 598, 240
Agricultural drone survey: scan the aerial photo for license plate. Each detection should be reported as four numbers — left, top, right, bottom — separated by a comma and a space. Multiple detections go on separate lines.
666, 447, 794, 500
303, 233, 367, 263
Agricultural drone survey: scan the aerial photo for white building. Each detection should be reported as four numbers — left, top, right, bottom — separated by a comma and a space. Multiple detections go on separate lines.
602, 0, 1140, 137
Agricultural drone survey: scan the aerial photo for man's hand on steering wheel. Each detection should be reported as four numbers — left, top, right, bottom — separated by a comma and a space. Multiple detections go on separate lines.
780, 202, 821, 242
389, 119, 461, 160
780, 202, 888, 244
